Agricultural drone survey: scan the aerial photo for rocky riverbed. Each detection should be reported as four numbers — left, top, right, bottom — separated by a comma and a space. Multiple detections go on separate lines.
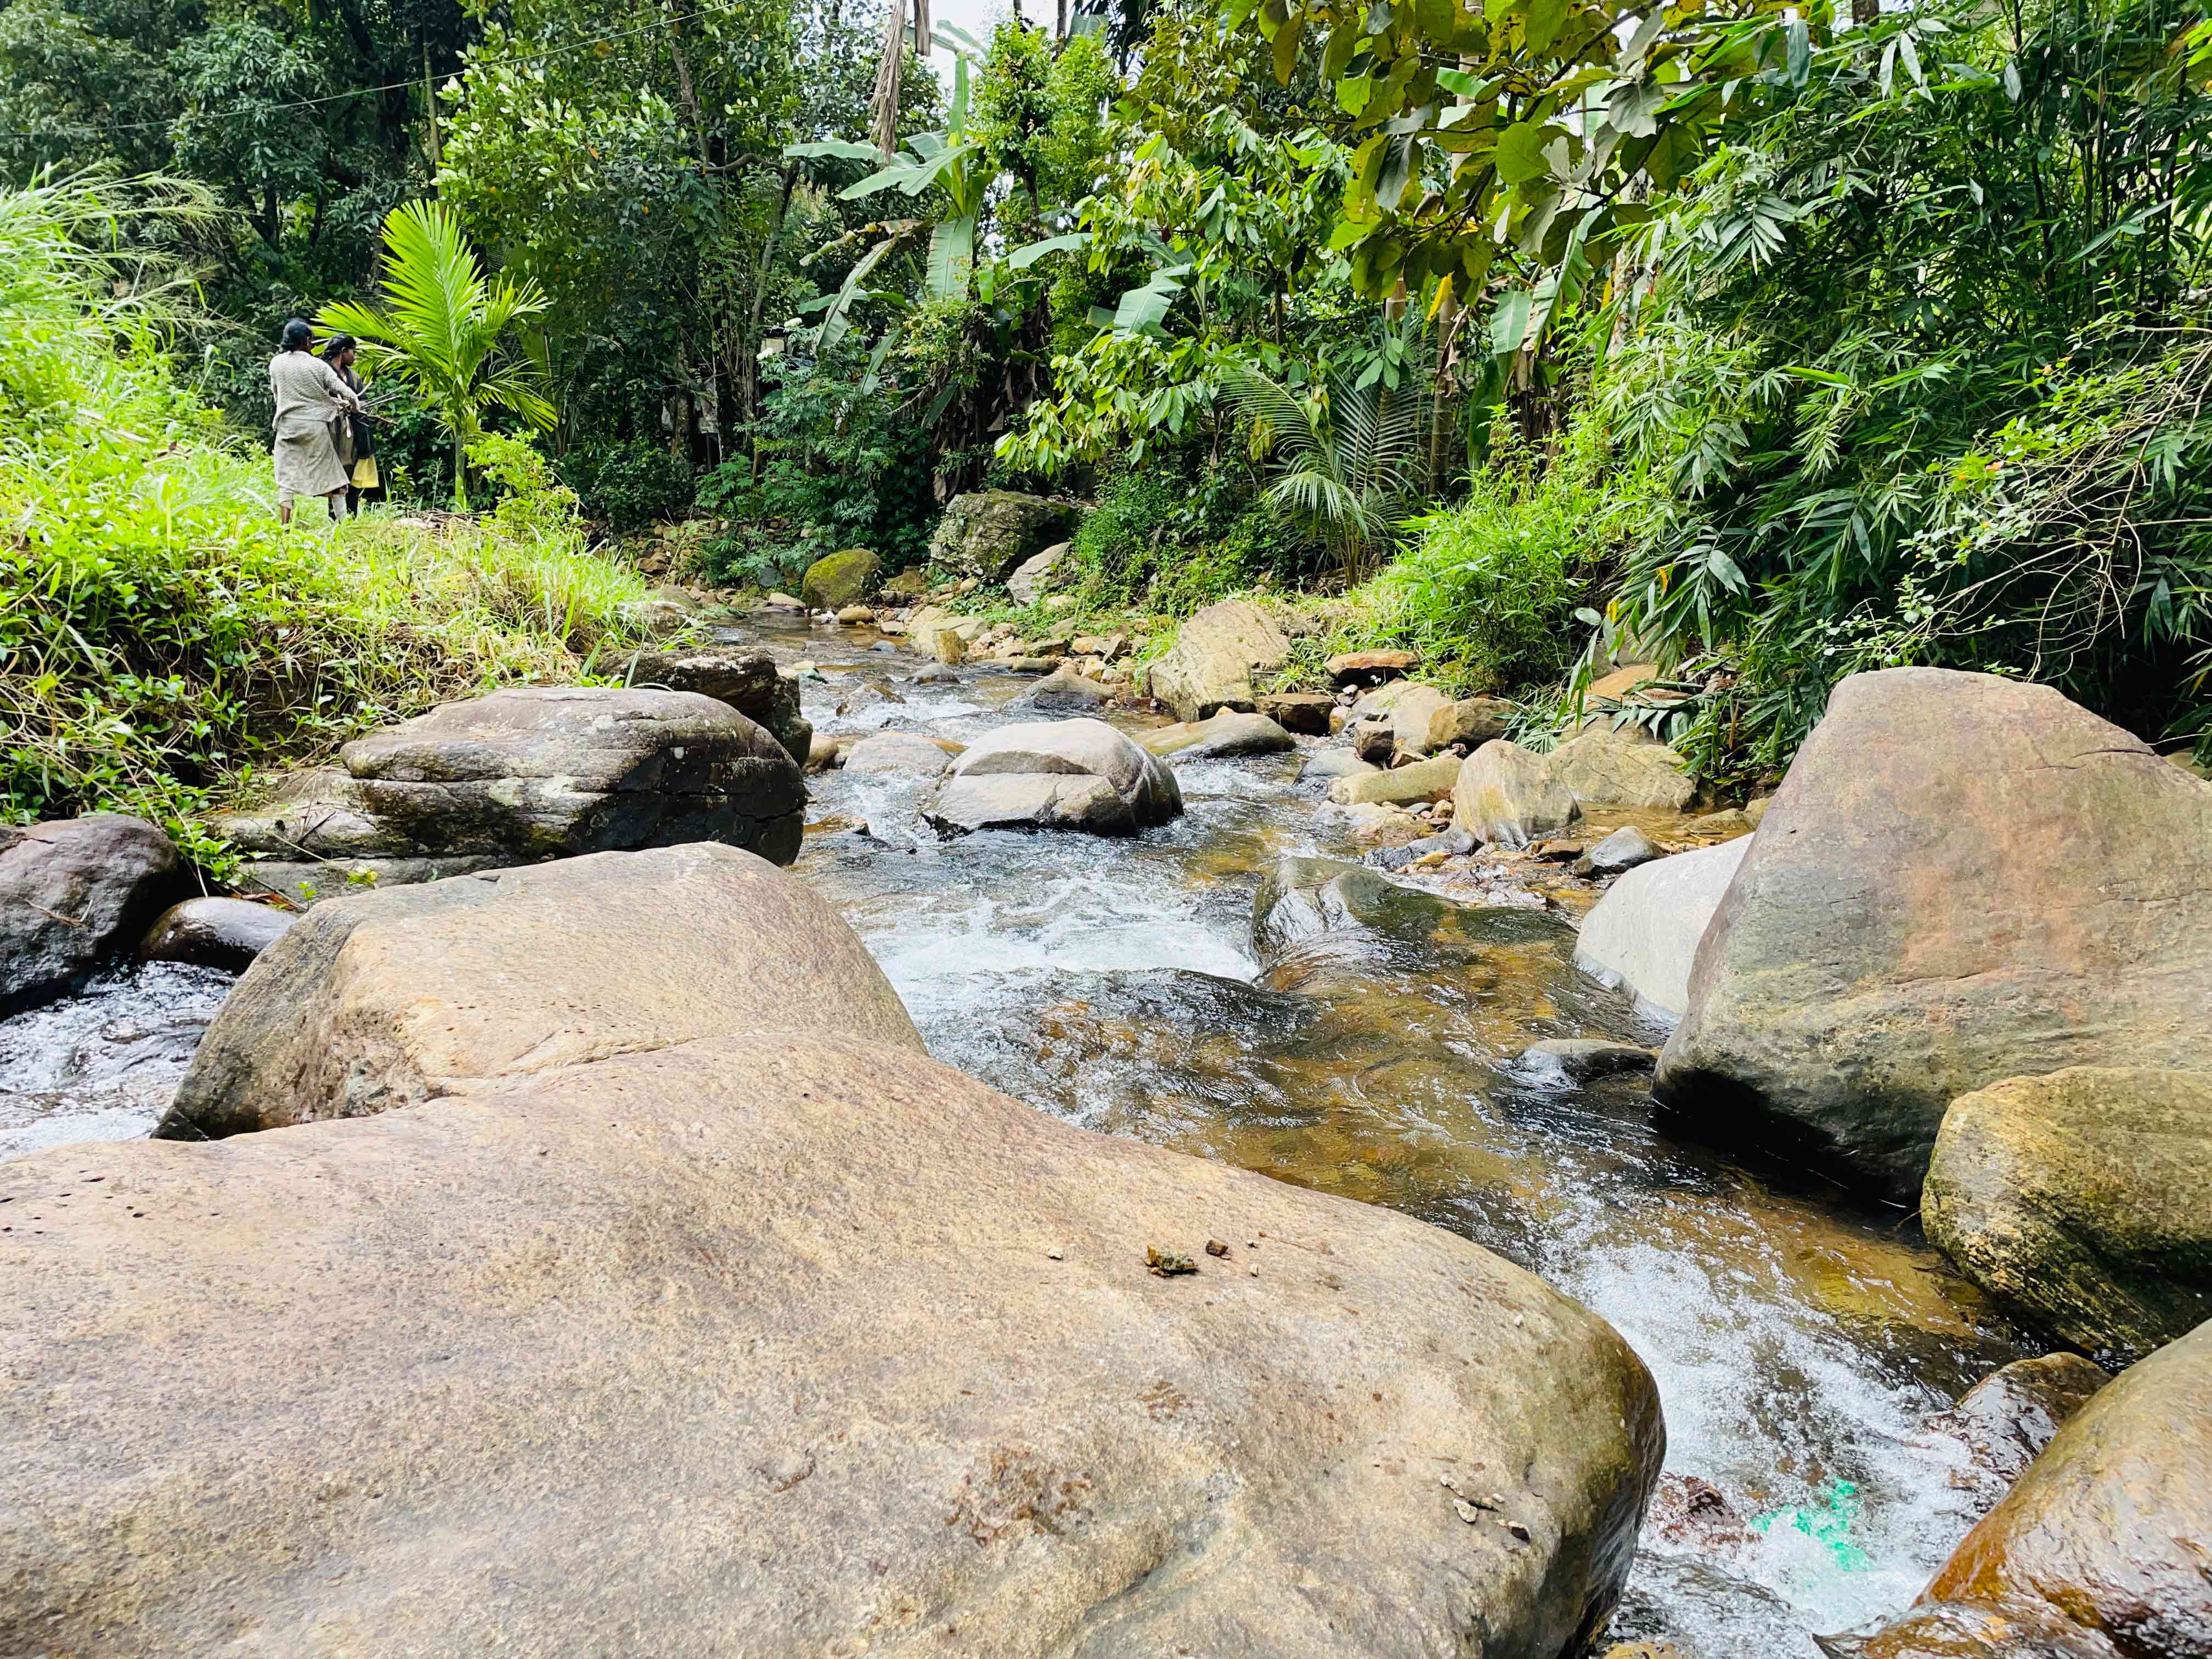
8, 612, 2183, 1657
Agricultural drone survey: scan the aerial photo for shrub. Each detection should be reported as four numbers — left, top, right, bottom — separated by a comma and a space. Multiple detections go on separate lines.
558, 437, 695, 532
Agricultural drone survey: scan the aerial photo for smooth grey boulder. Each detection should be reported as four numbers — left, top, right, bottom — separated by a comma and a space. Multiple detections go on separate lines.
1451, 740, 1581, 848
1383, 684, 1453, 757
1018, 664, 1115, 713
841, 730, 953, 778
1656, 667, 2212, 1201
0, 814, 176, 1011
1302, 749, 1379, 783
159, 843, 921, 1141
216, 687, 807, 876
137, 898, 293, 972
616, 645, 812, 764
927, 719, 1182, 837
1141, 710, 1295, 759
1426, 696, 1515, 752
1573, 838, 1751, 1022
1574, 825, 1663, 877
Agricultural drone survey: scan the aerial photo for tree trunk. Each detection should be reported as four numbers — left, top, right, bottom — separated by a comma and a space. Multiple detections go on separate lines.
738, 161, 802, 433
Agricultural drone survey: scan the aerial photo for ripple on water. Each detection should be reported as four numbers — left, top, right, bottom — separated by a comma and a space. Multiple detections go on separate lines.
0, 960, 235, 1160
787, 635, 2030, 1657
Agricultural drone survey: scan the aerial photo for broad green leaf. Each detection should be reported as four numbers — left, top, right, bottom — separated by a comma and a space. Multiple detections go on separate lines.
927, 215, 978, 300
1525, 0, 1568, 54
1489, 287, 1532, 355
1338, 74, 1375, 116
1785, 19, 1810, 85
1006, 233, 1090, 270
1494, 121, 1550, 184
783, 140, 883, 163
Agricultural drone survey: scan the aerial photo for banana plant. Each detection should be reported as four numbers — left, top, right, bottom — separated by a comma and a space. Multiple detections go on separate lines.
793, 40, 992, 362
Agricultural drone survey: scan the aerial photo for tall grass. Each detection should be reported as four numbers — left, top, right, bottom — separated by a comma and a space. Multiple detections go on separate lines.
0, 175, 652, 872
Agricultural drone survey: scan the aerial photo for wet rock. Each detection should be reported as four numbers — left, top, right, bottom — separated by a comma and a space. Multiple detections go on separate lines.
1923, 1068, 2212, 1363
1517, 1038, 1658, 1085
1575, 838, 1752, 1022
1259, 692, 1335, 735
927, 719, 1182, 838
1574, 825, 1663, 877
804, 731, 842, 773
1686, 808, 1754, 838
1427, 695, 1515, 752
1340, 803, 1429, 847
1350, 718, 1398, 764
1303, 749, 1379, 783
157, 843, 922, 1141
1452, 741, 1582, 849
1655, 667, 2212, 1202
1144, 599, 1291, 723
0, 815, 177, 1012
1327, 755, 1463, 808
137, 898, 294, 972
1018, 664, 1115, 713
1824, 1318, 2212, 1659
1006, 541, 1068, 605
927, 489, 1081, 580
217, 688, 807, 873
1645, 1473, 1757, 1551
1549, 724, 1697, 811
834, 678, 906, 716
5, 1019, 1664, 1659
615, 645, 811, 763
1252, 855, 1573, 975
228, 854, 516, 911
841, 731, 955, 778
1923, 1352, 2112, 1503
1142, 710, 1295, 760
1326, 648, 1418, 686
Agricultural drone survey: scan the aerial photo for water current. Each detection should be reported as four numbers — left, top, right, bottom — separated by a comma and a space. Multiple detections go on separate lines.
0, 612, 2036, 1654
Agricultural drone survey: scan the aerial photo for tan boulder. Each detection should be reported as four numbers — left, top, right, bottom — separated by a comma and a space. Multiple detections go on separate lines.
1427, 696, 1514, 752
1328, 754, 1462, 807
157, 843, 920, 1139
1452, 740, 1581, 848
3, 1030, 1664, 1657
1143, 600, 1291, 722
927, 719, 1182, 836
1384, 683, 1454, 757
1826, 1319, 2212, 1659
1548, 723, 1696, 811
1326, 648, 1418, 684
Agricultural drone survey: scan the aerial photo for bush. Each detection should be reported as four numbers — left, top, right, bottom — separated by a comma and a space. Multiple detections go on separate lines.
0, 176, 651, 873
1058, 455, 1301, 611
558, 437, 695, 532
1351, 435, 1614, 695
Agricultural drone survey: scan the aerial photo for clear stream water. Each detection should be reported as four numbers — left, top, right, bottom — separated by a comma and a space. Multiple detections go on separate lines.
0, 614, 2035, 1655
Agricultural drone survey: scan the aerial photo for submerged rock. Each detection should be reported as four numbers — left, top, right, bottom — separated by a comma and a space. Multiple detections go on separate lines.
1923, 1068, 2212, 1363
1655, 667, 2212, 1201
137, 897, 293, 972
0, 814, 176, 1012
1824, 1318, 2212, 1659
928, 719, 1182, 837
1252, 854, 1572, 983
1452, 740, 1581, 848
158, 843, 920, 1140
1516, 1037, 1658, 1085
1574, 838, 1752, 1022
1922, 1351, 2111, 1508
1144, 599, 1291, 723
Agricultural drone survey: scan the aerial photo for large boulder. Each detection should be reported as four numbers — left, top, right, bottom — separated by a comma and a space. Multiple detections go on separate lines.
214, 687, 808, 881
928, 718, 1182, 837
1547, 723, 1695, 811
928, 490, 1081, 580
1574, 838, 1752, 1022
0, 814, 176, 1011
842, 730, 955, 777
799, 546, 881, 610
1427, 696, 1515, 753
1923, 1068, 2212, 1364
1144, 600, 1292, 723
1825, 1319, 2212, 1659
1007, 541, 1068, 605
615, 645, 812, 764
1327, 754, 1462, 807
1141, 710, 1295, 760
1383, 683, 1454, 757
1654, 668, 2212, 1201
1451, 740, 1581, 848
3, 1023, 1663, 1658
157, 843, 919, 1140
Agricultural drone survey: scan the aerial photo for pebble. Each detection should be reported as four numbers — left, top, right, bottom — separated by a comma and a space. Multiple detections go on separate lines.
1205, 1239, 1229, 1257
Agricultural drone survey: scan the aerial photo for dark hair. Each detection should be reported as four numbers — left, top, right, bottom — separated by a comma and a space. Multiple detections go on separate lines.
321, 333, 357, 361
279, 318, 314, 352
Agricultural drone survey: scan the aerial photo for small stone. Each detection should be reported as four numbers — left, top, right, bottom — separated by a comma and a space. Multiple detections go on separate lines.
1144, 1246, 1198, 1277
1452, 1499, 1482, 1525
1045, 1248, 1064, 1261
1205, 1239, 1229, 1257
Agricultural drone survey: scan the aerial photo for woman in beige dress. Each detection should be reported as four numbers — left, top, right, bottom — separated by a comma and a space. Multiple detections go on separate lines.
269, 318, 363, 524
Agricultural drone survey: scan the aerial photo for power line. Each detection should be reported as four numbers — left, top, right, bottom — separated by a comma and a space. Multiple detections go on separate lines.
0, 0, 758, 142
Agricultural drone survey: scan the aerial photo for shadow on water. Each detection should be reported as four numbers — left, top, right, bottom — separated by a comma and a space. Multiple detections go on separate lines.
785, 627, 2032, 1657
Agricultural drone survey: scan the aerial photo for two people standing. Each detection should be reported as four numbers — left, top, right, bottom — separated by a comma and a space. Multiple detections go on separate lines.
267, 318, 380, 523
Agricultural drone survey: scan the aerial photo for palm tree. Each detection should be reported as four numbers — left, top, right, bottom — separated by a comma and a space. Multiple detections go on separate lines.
317, 201, 552, 508
1223, 366, 1430, 584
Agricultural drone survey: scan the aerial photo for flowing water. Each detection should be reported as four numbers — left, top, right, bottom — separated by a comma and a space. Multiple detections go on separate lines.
772, 617, 2032, 1656
0, 617, 2034, 1654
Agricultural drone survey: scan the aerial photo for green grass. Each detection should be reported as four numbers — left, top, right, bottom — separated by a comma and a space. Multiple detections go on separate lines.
0, 175, 652, 874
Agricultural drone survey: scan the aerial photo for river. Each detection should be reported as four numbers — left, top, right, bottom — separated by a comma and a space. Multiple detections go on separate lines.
0, 613, 2033, 1655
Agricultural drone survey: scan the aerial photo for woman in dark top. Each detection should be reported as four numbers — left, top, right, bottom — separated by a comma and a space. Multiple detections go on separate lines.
320, 334, 381, 512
